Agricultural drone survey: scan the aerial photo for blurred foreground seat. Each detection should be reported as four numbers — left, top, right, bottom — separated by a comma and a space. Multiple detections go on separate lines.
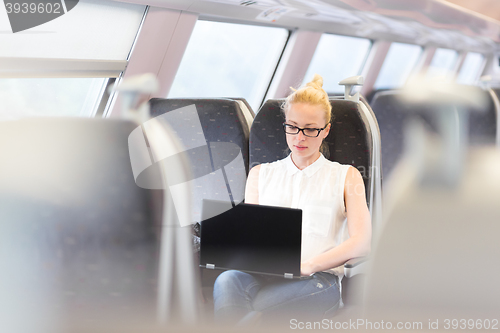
364, 113, 500, 325
0, 118, 162, 331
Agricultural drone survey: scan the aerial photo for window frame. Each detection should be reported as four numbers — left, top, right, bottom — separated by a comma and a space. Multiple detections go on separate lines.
456, 52, 486, 85
373, 42, 423, 90
167, 18, 292, 111
302, 32, 373, 94
0, 5, 149, 119
426, 47, 460, 79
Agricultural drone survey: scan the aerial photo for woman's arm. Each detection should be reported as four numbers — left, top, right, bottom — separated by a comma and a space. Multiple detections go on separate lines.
301, 166, 372, 276
244, 165, 261, 205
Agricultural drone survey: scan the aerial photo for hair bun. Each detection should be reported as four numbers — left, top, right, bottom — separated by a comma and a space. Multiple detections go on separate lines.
305, 74, 324, 90
282, 73, 332, 125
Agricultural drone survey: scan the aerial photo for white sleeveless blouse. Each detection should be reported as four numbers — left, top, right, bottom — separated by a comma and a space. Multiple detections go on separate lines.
258, 153, 351, 277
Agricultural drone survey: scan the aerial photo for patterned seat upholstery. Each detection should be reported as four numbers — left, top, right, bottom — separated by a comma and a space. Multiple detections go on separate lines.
459, 86, 496, 145
371, 87, 497, 180
249, 98, 373, 204
370, 91, 415, 180
489, 88, 500, 145
0, 118, 161, 327
149, 98, 252, 225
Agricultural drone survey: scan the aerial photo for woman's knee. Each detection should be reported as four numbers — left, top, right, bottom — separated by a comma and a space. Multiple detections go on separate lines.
215, 270, 248, 289
214, 270, 259, 297
213, 270, 262, 316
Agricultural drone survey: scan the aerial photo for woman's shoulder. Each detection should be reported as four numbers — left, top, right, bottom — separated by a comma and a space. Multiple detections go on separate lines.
249, 157, 289, 182
322, 161, 364, 189
248, 164, 262, 177
322, 158, 352, 172
255, 156, 289, 169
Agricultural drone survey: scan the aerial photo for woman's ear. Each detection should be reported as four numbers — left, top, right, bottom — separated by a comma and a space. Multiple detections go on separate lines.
323, 123, 331, 137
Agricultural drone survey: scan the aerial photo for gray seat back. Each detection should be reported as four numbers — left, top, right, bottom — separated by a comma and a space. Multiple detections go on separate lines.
371, 87, 497, 179
149, 98, 251, 224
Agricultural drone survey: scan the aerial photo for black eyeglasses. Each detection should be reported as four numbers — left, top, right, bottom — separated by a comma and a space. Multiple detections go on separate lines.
282, 123, 328, 137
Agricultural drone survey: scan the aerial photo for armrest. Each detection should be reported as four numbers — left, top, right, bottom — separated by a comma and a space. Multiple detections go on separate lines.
344, 257, 368, 278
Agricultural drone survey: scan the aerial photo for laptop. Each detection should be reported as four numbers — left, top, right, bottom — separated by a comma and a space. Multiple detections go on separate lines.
199, 199, 307, 279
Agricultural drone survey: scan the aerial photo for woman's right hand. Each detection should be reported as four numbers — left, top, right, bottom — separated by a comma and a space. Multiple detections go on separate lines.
244, 165, 261, 204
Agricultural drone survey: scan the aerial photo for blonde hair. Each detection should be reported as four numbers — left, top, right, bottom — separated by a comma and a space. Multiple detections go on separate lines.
282, 74, 332, 124
282, 74, 332, 157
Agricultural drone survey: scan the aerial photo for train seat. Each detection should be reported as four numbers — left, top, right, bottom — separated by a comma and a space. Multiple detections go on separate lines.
0, 118, 163, 330
365, 88, 392, 105
149, 98, 252, 226
462, 85, 496, 145
249, 97, 382, 309
250, 99, 374, 198
148, 97, 254, 300
365, 86, 500, 322
364, 144, 500, 322
371, 90, 429, 180
225, 97, 256, 120
371, 86, 497, 181
486, 87, 500, 146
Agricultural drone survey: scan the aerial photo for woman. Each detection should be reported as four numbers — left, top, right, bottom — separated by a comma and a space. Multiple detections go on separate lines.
213, 74, 371, 324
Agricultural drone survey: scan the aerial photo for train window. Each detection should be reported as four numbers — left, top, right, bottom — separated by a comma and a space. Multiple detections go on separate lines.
373, 43, 422, 89
0, 1, 146, 61
456, 52, 484, 85
427, 48, 459, 79
0, 78, 108, 120
0, 1, 146, 120
303, 34, 371, 93
168, 20, 289, 111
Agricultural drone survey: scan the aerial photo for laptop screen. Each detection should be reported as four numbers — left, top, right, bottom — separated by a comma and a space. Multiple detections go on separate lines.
200, 201, 302, 277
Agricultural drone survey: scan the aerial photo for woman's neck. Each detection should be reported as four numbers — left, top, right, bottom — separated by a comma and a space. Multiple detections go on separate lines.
290, 151, 321, 170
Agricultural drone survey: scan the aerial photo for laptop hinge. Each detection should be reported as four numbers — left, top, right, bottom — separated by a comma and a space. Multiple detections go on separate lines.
284, 273, 293, 279
206, 263, 215, 269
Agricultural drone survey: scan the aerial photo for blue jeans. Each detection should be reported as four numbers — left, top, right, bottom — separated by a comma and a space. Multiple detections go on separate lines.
213, 270, 341, 324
